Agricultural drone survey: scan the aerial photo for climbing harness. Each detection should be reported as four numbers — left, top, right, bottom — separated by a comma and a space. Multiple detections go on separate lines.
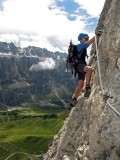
95, 35, 120, 117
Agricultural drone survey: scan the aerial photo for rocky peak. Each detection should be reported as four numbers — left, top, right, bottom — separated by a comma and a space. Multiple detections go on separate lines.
0, 42, 18, 55
0, 41, 67, 60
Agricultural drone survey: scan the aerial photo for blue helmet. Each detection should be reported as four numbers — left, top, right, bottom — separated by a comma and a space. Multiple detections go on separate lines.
84, 33, 89, 37
78, 33, 85, 41
78, 33, 89, 41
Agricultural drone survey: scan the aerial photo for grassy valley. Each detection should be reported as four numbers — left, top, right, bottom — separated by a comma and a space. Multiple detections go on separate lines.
0, 106, 70, 160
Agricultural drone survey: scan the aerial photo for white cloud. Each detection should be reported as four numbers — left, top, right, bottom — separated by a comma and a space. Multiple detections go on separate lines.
0, 33, 19, 44
75, 0, 105, 17
0, 0, 105, 53
30, 58, 56, 71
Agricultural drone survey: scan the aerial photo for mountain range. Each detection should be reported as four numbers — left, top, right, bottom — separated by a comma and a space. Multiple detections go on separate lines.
0, 41, 76, 108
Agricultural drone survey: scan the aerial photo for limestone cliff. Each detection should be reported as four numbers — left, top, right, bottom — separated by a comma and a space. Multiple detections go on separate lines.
44, 0, 120, 159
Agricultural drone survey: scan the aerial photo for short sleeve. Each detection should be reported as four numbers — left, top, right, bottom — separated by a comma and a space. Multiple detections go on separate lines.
77, 43, 89, 52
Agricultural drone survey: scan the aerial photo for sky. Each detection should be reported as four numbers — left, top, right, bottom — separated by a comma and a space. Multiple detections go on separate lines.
0, 0, 106, 53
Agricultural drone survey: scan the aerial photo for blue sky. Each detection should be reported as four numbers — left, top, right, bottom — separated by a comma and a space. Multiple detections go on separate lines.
0, 0, 106, 53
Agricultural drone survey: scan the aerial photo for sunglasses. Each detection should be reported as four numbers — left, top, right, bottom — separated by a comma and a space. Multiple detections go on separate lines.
84, 37, 89, 41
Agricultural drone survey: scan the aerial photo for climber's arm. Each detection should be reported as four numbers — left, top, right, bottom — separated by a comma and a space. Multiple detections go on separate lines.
87, 30, 103, 46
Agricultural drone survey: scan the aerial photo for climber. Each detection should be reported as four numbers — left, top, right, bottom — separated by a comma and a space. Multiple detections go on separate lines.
70, 31, 102, 107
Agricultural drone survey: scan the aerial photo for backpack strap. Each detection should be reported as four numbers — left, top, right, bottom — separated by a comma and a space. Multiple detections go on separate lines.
77, 48, 87, 64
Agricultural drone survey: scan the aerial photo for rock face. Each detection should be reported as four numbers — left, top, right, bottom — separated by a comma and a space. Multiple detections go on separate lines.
44, 0, 120, 159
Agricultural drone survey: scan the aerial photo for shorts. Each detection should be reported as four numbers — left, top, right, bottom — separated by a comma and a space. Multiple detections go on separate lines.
77, 63, 86, 80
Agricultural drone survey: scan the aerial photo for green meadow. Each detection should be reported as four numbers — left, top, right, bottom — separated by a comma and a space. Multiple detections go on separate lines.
0, 106, 70, 160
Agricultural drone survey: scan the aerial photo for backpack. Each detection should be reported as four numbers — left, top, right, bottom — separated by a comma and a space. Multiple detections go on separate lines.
66, 40, 87, 78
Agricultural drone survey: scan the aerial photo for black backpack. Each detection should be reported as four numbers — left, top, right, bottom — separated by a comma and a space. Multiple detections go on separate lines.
66, 40, 87, 78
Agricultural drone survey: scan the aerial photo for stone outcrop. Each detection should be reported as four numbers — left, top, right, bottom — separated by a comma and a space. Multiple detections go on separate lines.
44, 0, 120, 159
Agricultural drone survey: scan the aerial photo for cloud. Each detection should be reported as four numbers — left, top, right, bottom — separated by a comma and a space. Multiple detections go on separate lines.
0, 0, 105, 53
74, 0, 105, 17
0, 33, 19, 45
30, 58, 56, 71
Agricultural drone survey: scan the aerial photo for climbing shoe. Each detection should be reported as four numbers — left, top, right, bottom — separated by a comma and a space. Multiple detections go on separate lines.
69, 97, 77, 107
84, 85, 91, 97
